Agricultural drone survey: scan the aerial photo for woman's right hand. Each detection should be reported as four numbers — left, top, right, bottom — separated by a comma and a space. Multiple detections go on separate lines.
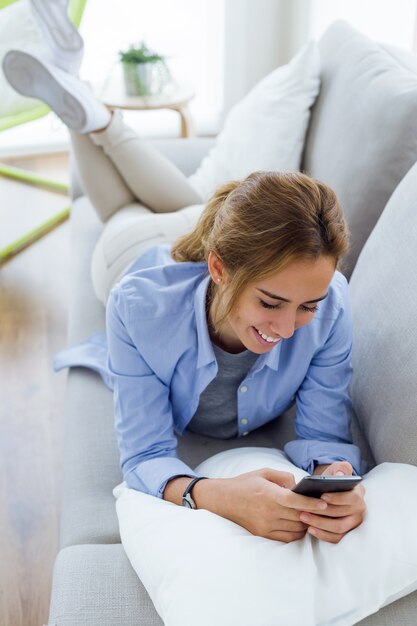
206, 468, 329, 543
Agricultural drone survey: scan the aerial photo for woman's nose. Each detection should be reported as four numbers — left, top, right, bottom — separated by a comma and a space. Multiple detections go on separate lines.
271, 313, 296, 339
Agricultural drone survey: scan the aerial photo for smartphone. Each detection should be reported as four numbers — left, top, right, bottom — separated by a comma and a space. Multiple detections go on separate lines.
292, 475, 363, 498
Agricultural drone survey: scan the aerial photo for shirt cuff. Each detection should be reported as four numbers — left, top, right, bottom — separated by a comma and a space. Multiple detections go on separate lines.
124, 456, 199, 498
283, 439, 368, 476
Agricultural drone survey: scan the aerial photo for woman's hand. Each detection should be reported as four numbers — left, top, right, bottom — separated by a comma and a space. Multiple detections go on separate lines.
208, 468, 331, 543
299, 461, 367, 544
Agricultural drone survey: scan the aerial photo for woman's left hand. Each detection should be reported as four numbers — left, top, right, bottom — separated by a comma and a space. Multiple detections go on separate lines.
299, 461, 367, 544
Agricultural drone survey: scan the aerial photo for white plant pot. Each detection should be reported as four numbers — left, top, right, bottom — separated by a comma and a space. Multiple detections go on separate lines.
122, 61, 169, 96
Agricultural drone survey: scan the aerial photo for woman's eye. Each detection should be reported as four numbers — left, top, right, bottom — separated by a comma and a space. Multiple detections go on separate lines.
259, 300, 318, 313
259, 300, 280, 309
300, 304, 319, 313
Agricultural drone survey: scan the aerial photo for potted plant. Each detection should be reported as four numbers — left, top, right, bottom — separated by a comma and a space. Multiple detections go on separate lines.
118, 41, 172, 97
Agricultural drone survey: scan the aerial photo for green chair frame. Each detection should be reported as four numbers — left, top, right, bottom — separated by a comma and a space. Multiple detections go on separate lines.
0, 0, 87, 265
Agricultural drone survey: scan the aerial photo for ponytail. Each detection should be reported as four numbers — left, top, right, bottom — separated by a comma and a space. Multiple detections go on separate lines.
170, 180, 240, 263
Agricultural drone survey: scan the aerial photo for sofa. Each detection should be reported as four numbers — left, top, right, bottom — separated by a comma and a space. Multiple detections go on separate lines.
47, 20, 417, 626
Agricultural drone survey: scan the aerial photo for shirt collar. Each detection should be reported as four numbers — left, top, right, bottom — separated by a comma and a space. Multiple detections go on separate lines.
195, 273, 216, 369
194, 273, 282, 371
260, 341, 281, 371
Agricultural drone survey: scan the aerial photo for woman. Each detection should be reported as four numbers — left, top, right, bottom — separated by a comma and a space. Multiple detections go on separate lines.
105, 171, 366, 545
3, 5, 366, 545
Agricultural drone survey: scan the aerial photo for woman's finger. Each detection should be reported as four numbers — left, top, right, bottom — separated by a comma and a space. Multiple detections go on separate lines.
267, 529, 307, 543
320, 483, 366, 507
271, 519, 308, 533
307, 526, 345, 544
308, 500, 366, 518
300, 512, 362, 534
277, 507, 312, 522
322, 461, 353, 476
280, 490, 330, 513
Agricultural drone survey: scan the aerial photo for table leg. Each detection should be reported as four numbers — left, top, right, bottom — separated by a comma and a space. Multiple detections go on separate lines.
176, 104, 195, 138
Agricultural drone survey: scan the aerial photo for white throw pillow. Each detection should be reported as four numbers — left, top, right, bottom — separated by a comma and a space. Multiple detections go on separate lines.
188, 41, 320, 202
114, 447, 417, 626
0, 0, 46, 117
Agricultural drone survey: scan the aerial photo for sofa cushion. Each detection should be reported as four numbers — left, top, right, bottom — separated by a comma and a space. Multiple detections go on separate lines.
59, 369, 122, 548
302, 20, 417, 278
349, 160, 417, 465
114, 450, 417, 626
357, 590, 417, 626
68, 196, 105, 342
188, 40, 320, 202
48, 544, 163, 626
59, 198, 120, 547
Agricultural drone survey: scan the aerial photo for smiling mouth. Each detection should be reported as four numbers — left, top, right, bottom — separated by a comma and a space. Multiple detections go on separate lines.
253, 326, 281, 344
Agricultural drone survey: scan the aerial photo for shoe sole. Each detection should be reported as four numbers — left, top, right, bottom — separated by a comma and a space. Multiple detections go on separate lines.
3, 51, 87, 132
31, 0, 83, 54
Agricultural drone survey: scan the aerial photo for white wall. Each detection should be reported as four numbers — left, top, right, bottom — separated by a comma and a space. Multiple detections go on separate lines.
309, 0, 417, 49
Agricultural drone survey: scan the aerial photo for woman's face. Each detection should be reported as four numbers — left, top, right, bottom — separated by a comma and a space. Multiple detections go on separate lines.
207, 253, 336, 354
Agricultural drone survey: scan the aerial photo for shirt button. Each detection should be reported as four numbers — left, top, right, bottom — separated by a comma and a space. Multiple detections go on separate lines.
240, 386, 248, 393
241, 418, 248, 425
242, 431, 249, 436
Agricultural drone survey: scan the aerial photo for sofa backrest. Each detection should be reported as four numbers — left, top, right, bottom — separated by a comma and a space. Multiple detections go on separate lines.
301, 20, 417, 279
348, 159, 417, 466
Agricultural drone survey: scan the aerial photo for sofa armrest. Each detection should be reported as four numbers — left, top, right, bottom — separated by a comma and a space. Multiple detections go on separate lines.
69, 137, 215, 202
48, 544, 164, 626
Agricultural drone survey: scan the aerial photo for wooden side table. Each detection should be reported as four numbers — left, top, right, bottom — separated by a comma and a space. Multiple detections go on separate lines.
94, 71, 196, 138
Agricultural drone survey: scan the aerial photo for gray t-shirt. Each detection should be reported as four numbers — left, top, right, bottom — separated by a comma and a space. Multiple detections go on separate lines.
186, 342, 259, 439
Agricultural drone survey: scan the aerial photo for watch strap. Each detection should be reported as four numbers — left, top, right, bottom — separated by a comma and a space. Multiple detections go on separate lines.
182, 476, 209, 509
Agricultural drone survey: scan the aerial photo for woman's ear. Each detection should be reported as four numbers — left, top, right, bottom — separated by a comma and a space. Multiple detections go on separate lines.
208, 251, 227, 284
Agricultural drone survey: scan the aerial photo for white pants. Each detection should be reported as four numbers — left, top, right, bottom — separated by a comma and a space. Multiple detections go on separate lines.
70, 109, 204, 305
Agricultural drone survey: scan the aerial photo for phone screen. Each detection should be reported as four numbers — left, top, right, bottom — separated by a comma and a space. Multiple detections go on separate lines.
292, 476, 362, 498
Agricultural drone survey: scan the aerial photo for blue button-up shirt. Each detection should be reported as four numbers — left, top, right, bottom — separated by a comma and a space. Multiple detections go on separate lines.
54, 243, 366, 499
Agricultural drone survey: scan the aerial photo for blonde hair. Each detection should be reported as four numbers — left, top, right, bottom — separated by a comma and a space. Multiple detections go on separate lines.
170, 171, 350, 334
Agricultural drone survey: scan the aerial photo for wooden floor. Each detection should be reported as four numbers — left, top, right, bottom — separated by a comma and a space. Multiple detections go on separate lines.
0, 152, 70, 626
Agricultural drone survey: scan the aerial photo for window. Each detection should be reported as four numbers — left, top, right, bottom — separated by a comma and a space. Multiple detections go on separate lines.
1, 0, 225, 156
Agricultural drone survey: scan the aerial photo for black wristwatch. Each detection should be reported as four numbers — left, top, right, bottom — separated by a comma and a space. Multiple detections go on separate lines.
182, 477, 209, 509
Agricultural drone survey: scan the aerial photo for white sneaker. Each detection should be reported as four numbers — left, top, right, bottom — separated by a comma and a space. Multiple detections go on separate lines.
2, 50, 111, 134
29, 0, 84, 74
